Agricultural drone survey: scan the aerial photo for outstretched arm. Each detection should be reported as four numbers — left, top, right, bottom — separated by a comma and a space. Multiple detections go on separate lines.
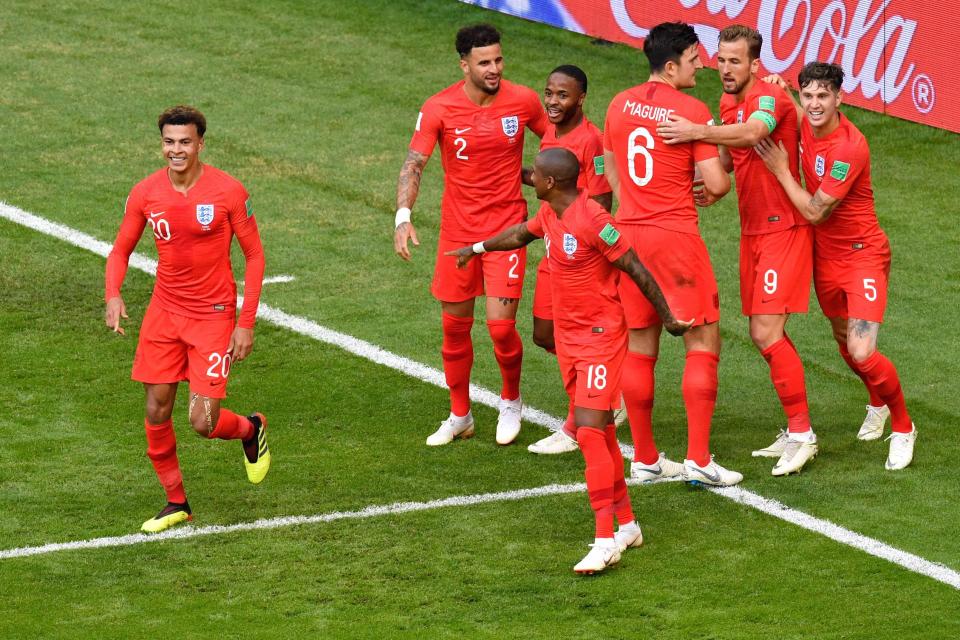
754, 137, 839, 224
394, 149, 430, 261
444, 222, 538, 268
659, 114, 772, 147
612, 249, 692, 336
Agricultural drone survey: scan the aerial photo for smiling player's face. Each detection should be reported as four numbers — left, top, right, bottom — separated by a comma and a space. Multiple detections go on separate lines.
460, 43, 503, 95
161, 124, 204, 175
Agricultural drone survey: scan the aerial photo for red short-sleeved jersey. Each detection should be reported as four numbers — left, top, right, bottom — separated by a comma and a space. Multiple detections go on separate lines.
800, 114, 887, 259
604, 82, 718, 233
526, 192, 629, 346
409, 79, 548, 242
106, 165, 263, 327
539, 117, 611, 198
720, 78, 806, 235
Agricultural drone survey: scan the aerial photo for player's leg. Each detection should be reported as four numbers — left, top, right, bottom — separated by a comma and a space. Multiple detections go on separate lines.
185, 319, 270, 483
429, 237, 483, 445
531, 256, 556, 353
483, 247, 526, 445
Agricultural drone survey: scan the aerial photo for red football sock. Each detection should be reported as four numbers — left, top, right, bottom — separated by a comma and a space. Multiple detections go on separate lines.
487, 319, 523, 401
622, 351, 659, 464
576, 426, 615, 539
761, 336, 811, 433
605, 425, 634, 525
838, 344, 884, 407
683, 350, 719, 467
145, 419, 186, 504
856, 351, 913, 433
209, 408, 254, 441
442, 312, 474, 416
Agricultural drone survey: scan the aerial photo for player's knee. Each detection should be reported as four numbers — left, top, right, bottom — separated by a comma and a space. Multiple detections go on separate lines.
188, 398, 219, 438
144, 400, 172, 425
848, 342, 875, 364
749, 325, 776, 350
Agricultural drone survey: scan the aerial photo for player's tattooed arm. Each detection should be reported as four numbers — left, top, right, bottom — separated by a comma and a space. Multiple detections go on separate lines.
394, 150, 429, 261
614, 249, 693, 336
755, 138, 838, 224
443, 222, 537, 269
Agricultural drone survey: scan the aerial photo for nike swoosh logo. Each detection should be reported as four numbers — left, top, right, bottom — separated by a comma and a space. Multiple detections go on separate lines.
690, 466, 721, 483
646, 464, 662, 475
454, 127, 471, 134
148, 211, 165, 218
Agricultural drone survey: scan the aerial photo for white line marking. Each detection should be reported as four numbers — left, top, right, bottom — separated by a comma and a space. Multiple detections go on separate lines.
261, 275, 295, 285
2, 201, 958, 591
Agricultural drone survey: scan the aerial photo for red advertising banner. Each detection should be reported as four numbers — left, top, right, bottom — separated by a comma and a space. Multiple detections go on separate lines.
461, 0, 958, 133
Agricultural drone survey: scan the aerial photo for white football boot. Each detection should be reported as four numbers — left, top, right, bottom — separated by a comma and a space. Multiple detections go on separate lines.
857, 404, 890, 441
885, 424, 917, 470
684, 456, 743, 487
752, 429, 789, 457
425, 412, 474, 446
630, 452, 686, 483
614, 522, 643, 553
573, 541, 621, 574
772, 432, 818, 476
495, 396, 523, 445
527, 430, 578, 455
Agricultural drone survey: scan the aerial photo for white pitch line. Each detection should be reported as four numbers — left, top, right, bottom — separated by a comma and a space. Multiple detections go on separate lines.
1, 201, 958, 591
261, 274, 295, 285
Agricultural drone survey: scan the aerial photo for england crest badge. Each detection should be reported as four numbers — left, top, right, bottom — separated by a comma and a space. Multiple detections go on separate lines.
501, 115, 519, 137
196, 204, 215, 226
815, 155, 825, 178
562, 233, 578, 256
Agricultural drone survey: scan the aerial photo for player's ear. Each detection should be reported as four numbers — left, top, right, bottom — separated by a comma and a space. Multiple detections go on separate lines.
459, 56, 469, 76
749, 57, 759, 75
576, 92, 585, 109
836, 90, 843, 107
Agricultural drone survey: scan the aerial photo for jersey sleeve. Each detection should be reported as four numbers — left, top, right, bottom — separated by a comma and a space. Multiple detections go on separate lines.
526, 205, 546, 238
227, 184, 265, 329
690, 101, 720, 162
818, 139, 868, 201
582, 204, 628, 262
746, 89, 781, 134
408, 98, 442, 157
583, 130, 612, 196
104, 185, 148, 300
526, 89, 548, 138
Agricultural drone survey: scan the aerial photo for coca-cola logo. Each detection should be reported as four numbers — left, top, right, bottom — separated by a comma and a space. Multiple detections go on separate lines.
609, 0, 922, 107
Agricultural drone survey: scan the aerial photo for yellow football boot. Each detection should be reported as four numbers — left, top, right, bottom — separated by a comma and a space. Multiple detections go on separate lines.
141, 502, 193, 533
243, 413, 271, 484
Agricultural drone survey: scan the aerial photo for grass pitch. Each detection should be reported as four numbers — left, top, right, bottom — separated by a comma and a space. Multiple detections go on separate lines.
1, 1, 958, 637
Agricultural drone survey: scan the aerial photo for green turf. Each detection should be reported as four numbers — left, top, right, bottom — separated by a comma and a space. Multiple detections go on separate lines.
1, 0, 959, 637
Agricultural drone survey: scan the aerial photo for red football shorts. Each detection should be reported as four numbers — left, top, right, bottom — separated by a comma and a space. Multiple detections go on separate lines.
432, 236, 526, 303
132, 305, 235, 398
617, 224, 719, 329
556, 336, 626, 412
814, 250, 891, 322
532, 256, 553, 321
739, 225, 813, 316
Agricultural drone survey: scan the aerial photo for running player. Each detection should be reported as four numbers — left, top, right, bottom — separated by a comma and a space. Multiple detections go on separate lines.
447, 148, 690, 573
104, 105, 270, 533
521, 64, 614, 456
393, 24, 548, 446
603, 22, 741, 486
756, 62, 917, 470
657, 25, 817, 476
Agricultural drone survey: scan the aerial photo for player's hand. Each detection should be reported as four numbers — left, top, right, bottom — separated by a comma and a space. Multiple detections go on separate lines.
443, 246, 476, 269
227, 327, 254, 362
663, 317, 695, 337
394, 221, 420, 261
761, 73, 790, 91
105, 296, 128, 336
754, 137, 789, 177
693, 185, 719, 207
657, 114, 698, 145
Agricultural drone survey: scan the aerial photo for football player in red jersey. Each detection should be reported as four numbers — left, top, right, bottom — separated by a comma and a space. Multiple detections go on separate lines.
105, 106, 270, 533
756, 62, 916, 470
393, 24, 547, 447
447, 148, 689, 573
603, 22, 741, 486
657, 25, 817, 476
521, 64, 616, 456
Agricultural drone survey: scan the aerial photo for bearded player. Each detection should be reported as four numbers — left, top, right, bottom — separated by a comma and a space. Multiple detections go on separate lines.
447, 148, 690, 573
105, 105, 269, 533
394, 24, 547, 446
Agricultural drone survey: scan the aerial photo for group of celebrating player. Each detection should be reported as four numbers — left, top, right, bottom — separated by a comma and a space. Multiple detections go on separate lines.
391, 22, 917, 573
102, 18, 917, 575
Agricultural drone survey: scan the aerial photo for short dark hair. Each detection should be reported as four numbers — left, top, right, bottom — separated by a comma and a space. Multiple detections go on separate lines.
550, 64, 588, 93
718, 24, 762, 60
643, 22, 699, 73
456, 24, 501, 58
158, 105, 206, 137
798, 62, 844, 92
